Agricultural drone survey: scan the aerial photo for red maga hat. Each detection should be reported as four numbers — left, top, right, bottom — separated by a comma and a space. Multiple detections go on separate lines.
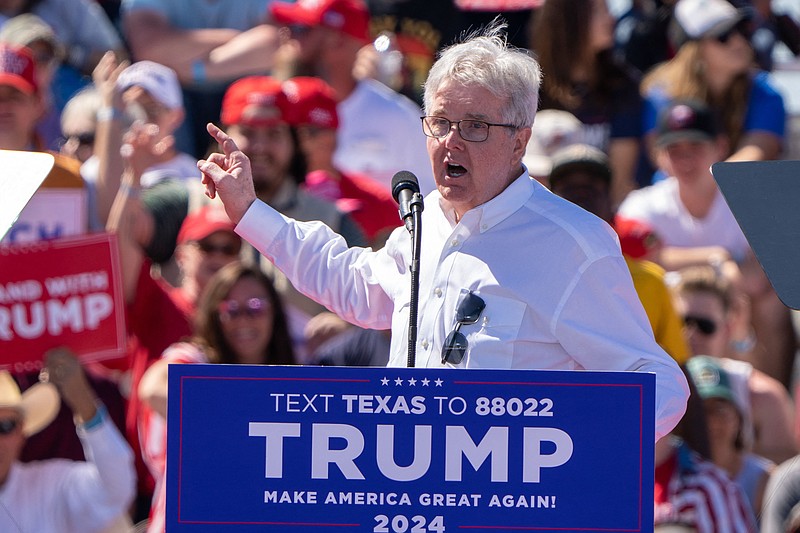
270, 0, 370, 42
282, 76, 339, 129
0, 44, 37, 95
220, 76, 289, 127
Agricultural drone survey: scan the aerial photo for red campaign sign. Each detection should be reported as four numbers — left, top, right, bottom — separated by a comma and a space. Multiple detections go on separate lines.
0, 233, 127, 373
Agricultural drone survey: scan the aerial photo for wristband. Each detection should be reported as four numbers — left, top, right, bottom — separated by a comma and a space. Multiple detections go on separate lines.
732, 332, 756, 353
80, 403, 107, 431
120, 182, 140, 198
97, 107, 122, 122
191, 59, 207, 84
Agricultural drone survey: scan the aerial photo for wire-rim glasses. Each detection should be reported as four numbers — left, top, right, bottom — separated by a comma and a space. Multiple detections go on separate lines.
441, 291, 486, 365
421, 116, 518, 143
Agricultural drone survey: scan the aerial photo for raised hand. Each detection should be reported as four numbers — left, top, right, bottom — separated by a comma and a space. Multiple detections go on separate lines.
197, 122, 257, 224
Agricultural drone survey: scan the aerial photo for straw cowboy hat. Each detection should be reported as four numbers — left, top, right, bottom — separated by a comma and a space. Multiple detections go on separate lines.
0, 370, 60, 436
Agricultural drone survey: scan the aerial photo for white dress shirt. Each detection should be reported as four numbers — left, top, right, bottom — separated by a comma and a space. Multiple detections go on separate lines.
236, 171, 689, 440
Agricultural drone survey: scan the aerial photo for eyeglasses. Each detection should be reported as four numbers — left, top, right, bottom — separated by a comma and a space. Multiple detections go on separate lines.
218, 297, 271, 322
196, 239, 241, 257
421, 116, 518, 143
683, 315, 718, 336
441, 291, 486, 365
0, 418, 21, 436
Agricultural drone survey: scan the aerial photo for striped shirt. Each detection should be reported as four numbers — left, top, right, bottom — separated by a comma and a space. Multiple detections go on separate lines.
655, 440, 757, 533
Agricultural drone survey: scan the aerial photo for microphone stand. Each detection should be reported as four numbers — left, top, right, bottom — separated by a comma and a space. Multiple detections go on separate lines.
407, 192, 423, 368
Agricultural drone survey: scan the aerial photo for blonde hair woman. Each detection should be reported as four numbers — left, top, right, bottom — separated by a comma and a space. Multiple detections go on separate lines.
641, 0, 786, 165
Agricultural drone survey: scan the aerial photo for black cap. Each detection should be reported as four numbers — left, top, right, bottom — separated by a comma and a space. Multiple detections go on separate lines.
655, 100, 718, 147
548, 144, 611, 186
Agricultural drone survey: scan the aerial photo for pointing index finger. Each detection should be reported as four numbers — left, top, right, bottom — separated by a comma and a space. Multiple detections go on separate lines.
207, 122, 241, 157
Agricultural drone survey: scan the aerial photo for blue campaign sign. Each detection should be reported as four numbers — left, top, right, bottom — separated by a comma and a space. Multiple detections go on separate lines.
167, 365, 655, 532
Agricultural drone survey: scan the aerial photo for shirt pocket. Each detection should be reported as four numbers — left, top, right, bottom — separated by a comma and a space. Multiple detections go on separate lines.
462, 294, 526, 369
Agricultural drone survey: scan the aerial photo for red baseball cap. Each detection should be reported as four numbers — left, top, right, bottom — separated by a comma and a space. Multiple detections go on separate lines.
220, 76, 289, 127
613, 216, 660, 260
282, 76, 339, 129
177, 204, 237, 245
270, 0, 370, 42
0, 44, 37, 95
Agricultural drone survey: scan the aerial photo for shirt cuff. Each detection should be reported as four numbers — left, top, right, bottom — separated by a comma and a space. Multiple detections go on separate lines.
235, 200, 289, 251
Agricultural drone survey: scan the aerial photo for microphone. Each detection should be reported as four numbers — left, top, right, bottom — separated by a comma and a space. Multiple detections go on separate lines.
391, 171, 423, 233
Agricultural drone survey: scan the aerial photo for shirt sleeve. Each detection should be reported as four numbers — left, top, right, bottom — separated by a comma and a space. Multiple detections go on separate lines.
62, 408, 136, 529
743, 72, 786, 138
554, 255, 690, 441
235, 200, 400, 330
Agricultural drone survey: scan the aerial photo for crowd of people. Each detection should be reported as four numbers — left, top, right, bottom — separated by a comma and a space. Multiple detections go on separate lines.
2, 0, 800, 531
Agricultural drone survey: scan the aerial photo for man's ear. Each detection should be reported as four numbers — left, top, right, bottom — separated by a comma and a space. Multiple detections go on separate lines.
512, 127, 532, 163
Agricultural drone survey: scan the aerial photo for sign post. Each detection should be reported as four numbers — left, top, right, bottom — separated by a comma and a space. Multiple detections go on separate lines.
168, 365, 654, 532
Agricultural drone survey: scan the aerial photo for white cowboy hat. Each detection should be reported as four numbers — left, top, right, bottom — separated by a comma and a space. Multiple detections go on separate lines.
0, 370, 60, 436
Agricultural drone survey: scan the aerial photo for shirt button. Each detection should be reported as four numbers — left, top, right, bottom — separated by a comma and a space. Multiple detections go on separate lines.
421, 339, 429, 349
481, 224, 488, 231
451, 239, 460, 247
434, 287, 442, 297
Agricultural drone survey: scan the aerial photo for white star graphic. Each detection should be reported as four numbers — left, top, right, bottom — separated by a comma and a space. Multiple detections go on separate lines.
394, 377, 404, 386
435, 378, 443, 387
421, 378, 430, 386
408, 377, 417, 386
381, 377, 389, 386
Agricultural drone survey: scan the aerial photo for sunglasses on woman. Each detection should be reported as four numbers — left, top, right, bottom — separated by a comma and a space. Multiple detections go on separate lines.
683, 314, 717, 336
218, 298, 271, 322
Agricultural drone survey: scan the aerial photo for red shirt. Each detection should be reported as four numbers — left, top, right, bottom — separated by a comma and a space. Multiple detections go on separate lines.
304, 170, 401, 243
125, 261, 193, 494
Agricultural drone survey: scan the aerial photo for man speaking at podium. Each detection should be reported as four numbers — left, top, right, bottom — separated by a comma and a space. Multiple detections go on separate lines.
197, 23, 688, 442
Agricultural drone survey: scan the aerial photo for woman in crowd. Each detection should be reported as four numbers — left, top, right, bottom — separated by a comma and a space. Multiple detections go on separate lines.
138, 261, 296, 532
530, 0, 644, 204
686, 356, 774, 520
640, 0, 785, 165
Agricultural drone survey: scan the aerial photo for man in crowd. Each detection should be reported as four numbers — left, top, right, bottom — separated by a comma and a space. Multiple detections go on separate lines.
0, 348, 135, 532
618, 99, 797, 387
0, 44, 89, 244
198, 24, 688, 440
269, 0, 433, 193
216, 74, 366, 361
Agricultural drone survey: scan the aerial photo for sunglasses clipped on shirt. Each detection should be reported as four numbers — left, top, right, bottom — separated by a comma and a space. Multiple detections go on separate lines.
441, 290, 486, 365
218, 297, 271, 322
682, 315, 717, 336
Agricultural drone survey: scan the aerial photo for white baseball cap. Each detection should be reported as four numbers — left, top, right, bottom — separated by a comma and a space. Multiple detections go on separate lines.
524, 110, 585, 177
674, 0, 746, 42
117, 60, 183, 110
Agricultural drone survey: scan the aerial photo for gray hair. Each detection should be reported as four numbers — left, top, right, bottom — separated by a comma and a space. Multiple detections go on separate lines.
423, 21, 541, 129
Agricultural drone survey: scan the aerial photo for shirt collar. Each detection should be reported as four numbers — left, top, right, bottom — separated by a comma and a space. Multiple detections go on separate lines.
437, 168, 534, 233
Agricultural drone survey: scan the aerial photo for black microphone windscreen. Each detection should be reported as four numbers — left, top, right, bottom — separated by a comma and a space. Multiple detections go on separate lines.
391, 171, 420, 202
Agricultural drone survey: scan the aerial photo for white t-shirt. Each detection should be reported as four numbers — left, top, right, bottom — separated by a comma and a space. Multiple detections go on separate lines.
335, 79, 434, 194
618, 177, 750, 261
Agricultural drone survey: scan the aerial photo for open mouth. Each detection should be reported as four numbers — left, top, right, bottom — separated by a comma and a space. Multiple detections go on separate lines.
446, 163, 467, 178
